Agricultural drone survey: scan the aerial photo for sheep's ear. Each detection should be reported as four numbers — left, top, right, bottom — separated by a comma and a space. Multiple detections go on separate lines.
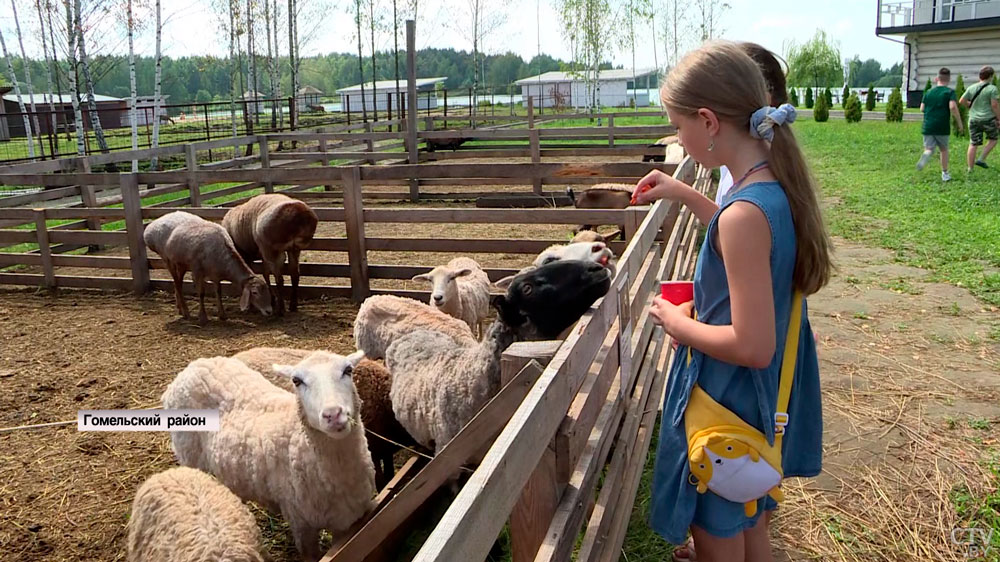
346, 350, 365, 367
412, 273, 432, 283
450, 268, 473, 280
272, 364, 296, 378
494, 275, 516, 289
239, 285, 251, 312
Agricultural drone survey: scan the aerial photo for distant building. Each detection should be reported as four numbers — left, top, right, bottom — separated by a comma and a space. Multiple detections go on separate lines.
0, 93, 126, 138
876, 0, 1000, 106
515, 68, 659, 109
336, 78, 445, 113
296, 85, 324, 112
241, 91, 265, 114
123, 95, 170, 127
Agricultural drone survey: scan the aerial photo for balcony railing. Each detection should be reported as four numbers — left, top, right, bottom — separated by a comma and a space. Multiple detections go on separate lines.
878, 0, 1000, 29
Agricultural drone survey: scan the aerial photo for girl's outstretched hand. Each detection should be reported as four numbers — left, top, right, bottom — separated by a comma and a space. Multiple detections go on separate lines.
649, 296, 694, 344
631, 170, 694, 205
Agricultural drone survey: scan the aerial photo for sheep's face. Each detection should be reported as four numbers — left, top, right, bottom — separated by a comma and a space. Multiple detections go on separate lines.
240, 277, 273, 316
533, 242, 614, 271
273, 350, 365, 438
497, 260, 612, 339
412, 267, 471, 311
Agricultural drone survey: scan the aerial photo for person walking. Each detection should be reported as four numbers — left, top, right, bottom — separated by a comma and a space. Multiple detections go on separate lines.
959, 65, 1000, 173
917, 68, 964, 182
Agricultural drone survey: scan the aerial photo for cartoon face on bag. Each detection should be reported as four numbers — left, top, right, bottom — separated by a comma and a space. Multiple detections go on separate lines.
690, 436, 757, 492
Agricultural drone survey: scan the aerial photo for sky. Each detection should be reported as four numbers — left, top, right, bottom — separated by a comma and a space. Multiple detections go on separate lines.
0, 0, 904, 70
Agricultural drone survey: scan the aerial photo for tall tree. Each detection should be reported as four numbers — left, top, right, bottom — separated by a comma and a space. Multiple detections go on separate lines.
36, 0, 60, 155
127, 0, 138, 171
75, 0, 111, 154
272, 0, 283, 128
695, 0, 728, 42
265, 0, 276, 128
659, 0, 688, 69
63, 0, 85, 154
228, 0, 239, 136
46, 0, 68, 141
786, 30, 842, 90
368, 0, 379, 121
454, 0, 506, 112
621, 0, 652, 107
246, 0, 259, 126
12, 0, 44, 157
556, 0, 617, 114
149, 0, 164, 169
288, 0, 299, 127
353, 0, 367, 121
0, 27, 35, 158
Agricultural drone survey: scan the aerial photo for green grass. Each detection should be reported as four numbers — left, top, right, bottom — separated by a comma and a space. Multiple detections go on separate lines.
794, 119, 1000, 306
950, 449, 1000, 561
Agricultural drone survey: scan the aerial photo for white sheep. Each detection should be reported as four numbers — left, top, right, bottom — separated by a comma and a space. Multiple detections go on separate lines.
494, 241, 617, 289
411, 257, 491, 338
127, 466, 265, 562
143, 211, 273, 324
162, 351, 375, 562
353, 294, 476, 360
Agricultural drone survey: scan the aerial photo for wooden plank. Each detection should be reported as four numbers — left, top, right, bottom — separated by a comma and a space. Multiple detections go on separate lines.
269, 151, 404, 162
530, 129, 542, 195
258, 135, 273, 193
185, 144, 201, 206
0, 185, 81, 207
0, 208, 35, 220
120, 174, 150, 295
47, 230, 128, 245
363, 208, 635, 225
0, 252, 41, 266
367, 264, 520, 282
341, 167, 369, 302
359, 162, 677, 182
33, 210, 55, 288
323, 358, 546, 562
142, 207, 231, 220
607, 115, 615, 147
0, 230, 37, 244
0, 273, 133, 290
364, 237, 611, 255
413, 295, 615, 562
0, 173, 120, 187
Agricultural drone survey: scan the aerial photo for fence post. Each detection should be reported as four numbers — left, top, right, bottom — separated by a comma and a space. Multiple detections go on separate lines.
624, 207, 644, 244
121, 173, 150, 295
185, 144, 201, 206
443, 88, 448, 128
258, 135, 273, 193
33, 209, 55, 289
346, 94, 352, 125
501, 341, 565, 562
530, 128, 542, 195
318, 129, 334, 192
341, 166, 370, 302
363, 122, 375, 166
608, 114, 615, 148
424, 115, 433, 133
527, 95, 535, 129
387, 92, 393, 131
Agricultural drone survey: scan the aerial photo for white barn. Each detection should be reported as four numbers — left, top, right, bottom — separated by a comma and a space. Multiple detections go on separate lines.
514, 68, 658, 109
336, 77, 445, 113
877, 0, 1000, 106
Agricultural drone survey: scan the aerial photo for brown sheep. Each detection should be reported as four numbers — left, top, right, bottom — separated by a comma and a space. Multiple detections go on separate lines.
223, 194, 318, 316
565, 183, 634, 239
642, 135, 679, 162
232, 347, 416, 489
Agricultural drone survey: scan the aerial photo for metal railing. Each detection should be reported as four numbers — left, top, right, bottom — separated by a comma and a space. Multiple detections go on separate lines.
878, 0, 1000, 28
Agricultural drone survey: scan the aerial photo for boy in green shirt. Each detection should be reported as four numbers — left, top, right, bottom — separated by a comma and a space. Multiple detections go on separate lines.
960, 65, 1000, 172
917, 68, 964, 182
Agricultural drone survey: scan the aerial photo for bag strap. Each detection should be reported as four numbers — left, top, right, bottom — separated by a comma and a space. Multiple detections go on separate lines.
967, 83, 989, 107
774, 291, 804, 445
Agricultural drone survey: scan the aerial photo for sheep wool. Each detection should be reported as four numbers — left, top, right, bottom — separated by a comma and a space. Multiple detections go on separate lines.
127, 466, 265, 562
413, 257, 491, 337
354, 295, 476, 360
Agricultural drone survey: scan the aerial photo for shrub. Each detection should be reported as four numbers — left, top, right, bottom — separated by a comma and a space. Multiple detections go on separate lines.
789, 88, 800, 107
865, 82, 877, 111
814, 92, 830, 122
842, 84, 850, 108
886, 87, 904, 122
845, 93, 862, 122
824, 88, 833, 107
805, 87, 814, 109
953, 74, 968, 137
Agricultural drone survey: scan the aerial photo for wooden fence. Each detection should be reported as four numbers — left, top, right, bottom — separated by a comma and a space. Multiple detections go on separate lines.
318, 157, 708, 562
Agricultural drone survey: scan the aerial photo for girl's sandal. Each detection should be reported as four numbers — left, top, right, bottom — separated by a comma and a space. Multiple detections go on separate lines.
671, 537, 697, 562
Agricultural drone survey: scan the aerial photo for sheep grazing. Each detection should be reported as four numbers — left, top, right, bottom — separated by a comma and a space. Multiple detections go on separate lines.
495, 241, 617, 289
222, 193, 319, 316
127, 466, 265, 562
353, 295, 476, 360
232, 347, 416, 489
387, 260, 612, 453
162, 351, 375, 562
143, 211, 272, 324
412, 257, 491, 339
565, 183, 634, 237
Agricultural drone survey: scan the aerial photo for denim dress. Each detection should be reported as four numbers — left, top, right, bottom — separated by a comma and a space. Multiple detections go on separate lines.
649, 181, 823, 543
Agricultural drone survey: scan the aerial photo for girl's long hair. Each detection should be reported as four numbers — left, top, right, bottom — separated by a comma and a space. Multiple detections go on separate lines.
661, 41, 832, 294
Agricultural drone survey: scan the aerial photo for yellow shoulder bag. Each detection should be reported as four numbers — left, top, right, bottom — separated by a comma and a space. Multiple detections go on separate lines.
684, 292, 803, 517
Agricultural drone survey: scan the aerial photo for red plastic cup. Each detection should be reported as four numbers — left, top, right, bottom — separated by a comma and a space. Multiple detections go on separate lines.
660, 281, 694, 305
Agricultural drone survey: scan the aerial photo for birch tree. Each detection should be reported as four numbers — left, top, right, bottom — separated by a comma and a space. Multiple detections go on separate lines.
391, 0, 400, 119
695, 0, 728, 42
36, 0, 60, 154
127, 0, 138, 170
45, 0, 69, 142
265, 0, 276, 128
288, 0, 298, 126
656, 0, 689, 70
149, 0, 163, 169
556, 0, 618, 114
228, 0, 238, 136
620, 0, 652, 107
63, 0, 85, 154
75, 0, 111, 154
272, 0, 283, 128
452, 0, 506, 113
12, 0, 45, 157
353, 0, 368, 121
368, 0, 380, 121
246, 0, 259, 127
0, 27, 35, 159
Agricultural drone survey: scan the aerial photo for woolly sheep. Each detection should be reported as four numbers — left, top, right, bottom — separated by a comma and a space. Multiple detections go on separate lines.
143, 211, 272, 324
571, 229, 606, 244
223, 194, 319, 316
162, 351, 375, 562
127, 466, 265, 562
353, 295, 476, 360
565, 183, 634, 236
232, 347, 416, 489
494, 241, 616, 289
387, 260, 612, 453
412, 257, 491, 339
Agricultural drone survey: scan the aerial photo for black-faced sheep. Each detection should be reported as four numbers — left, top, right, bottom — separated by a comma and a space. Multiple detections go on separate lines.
412, 257, 491, 339
143, 211, 273, 324
232, 347, 416, 490
222, 194, 319, 316
162, 351, 374, 562
127, 466, 265, 562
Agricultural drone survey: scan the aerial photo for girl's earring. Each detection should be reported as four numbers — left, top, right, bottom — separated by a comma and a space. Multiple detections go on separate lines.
707, 138, 715, 152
